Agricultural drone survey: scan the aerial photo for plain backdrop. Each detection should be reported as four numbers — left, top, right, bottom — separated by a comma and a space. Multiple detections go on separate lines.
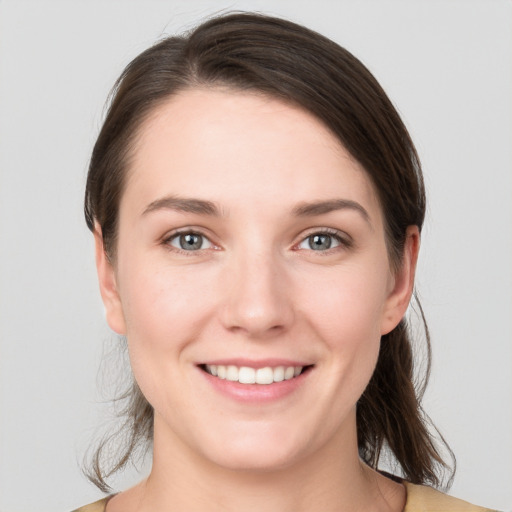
0, 1, 511, 511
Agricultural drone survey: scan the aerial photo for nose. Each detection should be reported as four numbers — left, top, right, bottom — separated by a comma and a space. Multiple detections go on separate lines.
219, 250, 294, 339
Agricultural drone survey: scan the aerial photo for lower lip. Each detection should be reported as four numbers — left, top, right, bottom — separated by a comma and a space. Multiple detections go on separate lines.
199, 367, 311, 403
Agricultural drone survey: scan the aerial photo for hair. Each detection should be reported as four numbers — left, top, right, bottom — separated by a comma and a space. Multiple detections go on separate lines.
84, 11, 454, 492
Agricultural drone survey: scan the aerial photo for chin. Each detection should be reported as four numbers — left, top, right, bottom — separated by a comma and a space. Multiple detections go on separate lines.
195, 424, 310, 473
207, 447, 300, 473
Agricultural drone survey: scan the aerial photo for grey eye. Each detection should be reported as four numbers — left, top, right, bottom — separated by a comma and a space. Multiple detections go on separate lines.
309, 234, 332, 250
298, 233, 342, 251
169, 232, 212, 251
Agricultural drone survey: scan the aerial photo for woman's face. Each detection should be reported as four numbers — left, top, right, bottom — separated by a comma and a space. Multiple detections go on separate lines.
96, 88, 417, 472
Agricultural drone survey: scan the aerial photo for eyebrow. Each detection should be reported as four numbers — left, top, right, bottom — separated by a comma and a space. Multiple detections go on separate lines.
142, 196, 222, 217
142, 195, 372, 227
292, 199, 372, 226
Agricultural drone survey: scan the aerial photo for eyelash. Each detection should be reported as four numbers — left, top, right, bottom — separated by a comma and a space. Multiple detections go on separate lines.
162, 229, 216, 256
162, 227, 352, 255
295, 227, 352, 253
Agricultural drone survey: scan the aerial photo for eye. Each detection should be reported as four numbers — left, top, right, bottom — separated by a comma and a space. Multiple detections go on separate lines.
297, 230, 347, 251
166, 231, 214, 251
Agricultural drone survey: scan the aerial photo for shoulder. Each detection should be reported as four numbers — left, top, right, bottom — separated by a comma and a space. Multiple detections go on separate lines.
404, 482, 496, 512
70, 485, 497, 512
70, 497, 110, 512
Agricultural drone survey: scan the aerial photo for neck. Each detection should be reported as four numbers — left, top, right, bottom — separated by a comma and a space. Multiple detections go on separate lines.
114, 413, 405, 512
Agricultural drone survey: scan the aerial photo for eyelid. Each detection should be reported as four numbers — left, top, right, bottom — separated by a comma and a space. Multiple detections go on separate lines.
162, 227, 220, 254
293, 227, 353, 251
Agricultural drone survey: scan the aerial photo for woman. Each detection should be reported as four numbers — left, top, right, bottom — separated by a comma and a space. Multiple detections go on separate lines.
75, 12, 493, 511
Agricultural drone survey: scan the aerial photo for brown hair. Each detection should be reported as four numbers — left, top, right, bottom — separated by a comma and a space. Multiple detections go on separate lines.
84, 12, 454, 492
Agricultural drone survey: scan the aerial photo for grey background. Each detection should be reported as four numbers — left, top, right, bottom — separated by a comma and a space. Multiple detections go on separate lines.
0, 1, 511, 510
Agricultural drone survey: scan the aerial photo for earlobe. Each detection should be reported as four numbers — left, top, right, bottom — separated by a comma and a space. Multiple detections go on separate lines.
94, 226, 127, 335
380, 226, 420, 335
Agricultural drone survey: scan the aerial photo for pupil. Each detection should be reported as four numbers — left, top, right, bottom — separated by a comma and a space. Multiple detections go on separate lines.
180, 233, 202, 250
310, 234, 331, 250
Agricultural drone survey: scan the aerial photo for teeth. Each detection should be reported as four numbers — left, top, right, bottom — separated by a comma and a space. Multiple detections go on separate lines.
226, 365, 238, 381
239, 367, 256, 384
205, 364, 304, 385
273, 366, 285, 382
284, 366, 295, 380
256, 367, 273, 385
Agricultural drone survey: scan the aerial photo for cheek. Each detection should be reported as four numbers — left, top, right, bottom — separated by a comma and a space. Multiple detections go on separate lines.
300, 261, 390, 340
122, 263, 216, 343
115, 251, 217, 375
117, 262, 221, 420
298, 262, 389, 390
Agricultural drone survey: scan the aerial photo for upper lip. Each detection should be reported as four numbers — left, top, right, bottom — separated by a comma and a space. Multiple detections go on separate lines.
197, 358, 312, 369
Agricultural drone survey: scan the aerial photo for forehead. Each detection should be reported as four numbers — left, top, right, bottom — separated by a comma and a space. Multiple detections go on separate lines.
122, 88, 382, 220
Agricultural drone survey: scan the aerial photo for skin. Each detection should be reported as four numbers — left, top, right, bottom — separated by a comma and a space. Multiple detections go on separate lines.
95, 88, 419, 512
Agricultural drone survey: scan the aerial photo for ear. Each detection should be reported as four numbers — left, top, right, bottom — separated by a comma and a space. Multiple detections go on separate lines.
380, 225, 420, 335
94, 226, 127, 335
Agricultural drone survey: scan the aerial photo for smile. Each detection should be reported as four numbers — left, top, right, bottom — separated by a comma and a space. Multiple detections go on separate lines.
203, 364, 306, 385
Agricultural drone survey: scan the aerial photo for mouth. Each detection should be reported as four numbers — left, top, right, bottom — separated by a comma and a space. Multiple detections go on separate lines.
200, 364, 313, 385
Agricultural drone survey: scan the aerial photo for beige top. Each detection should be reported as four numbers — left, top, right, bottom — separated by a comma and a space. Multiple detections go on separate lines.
72, 482, 495, 511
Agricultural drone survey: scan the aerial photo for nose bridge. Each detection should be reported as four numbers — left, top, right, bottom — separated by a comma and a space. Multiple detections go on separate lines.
221, 243, 293, 336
